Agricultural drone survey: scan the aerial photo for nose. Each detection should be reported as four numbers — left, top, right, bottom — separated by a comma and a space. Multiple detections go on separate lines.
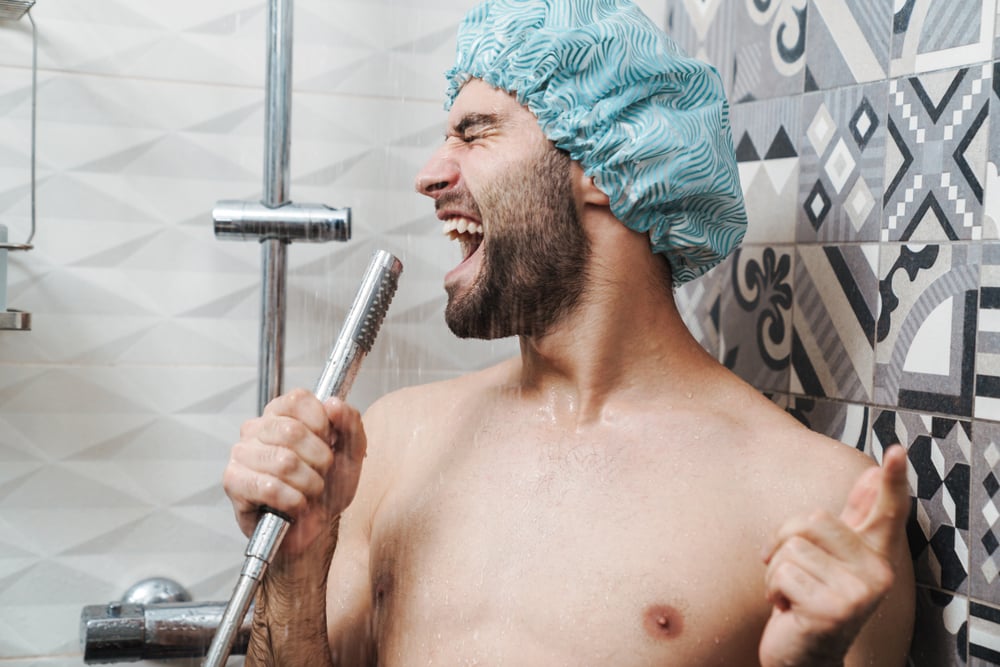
414, 148, 459, 199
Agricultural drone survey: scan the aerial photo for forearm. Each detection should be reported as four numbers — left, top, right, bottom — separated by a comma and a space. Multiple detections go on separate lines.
245, 519, 339, 667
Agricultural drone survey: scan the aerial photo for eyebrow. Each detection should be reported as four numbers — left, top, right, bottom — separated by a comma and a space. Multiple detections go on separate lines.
451, 112, 502, 135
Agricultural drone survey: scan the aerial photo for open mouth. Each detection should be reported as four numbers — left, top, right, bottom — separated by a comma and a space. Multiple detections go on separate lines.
441, 216, 484, 262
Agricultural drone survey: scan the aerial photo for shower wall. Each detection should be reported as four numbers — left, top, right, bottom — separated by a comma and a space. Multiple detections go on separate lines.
0, 0, 523, 663
668, 0, 1000, 664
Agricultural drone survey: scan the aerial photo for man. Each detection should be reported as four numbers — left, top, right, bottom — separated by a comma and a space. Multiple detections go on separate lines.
223, 1, 915, 665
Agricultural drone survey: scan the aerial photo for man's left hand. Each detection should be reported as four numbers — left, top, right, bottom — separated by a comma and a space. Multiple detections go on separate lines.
758, 445, 910, 667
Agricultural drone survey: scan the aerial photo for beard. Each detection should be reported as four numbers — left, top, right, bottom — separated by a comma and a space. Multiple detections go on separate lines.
444, 144, 591, 340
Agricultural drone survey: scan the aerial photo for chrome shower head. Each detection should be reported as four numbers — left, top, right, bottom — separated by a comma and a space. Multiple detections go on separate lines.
0, 0, 34, 21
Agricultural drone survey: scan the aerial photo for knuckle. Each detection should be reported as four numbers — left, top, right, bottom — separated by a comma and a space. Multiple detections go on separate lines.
287, 387, 313, 404
277, 418, 308, 442
239, 417, 259, 439
783, 535, 808, 556
807, 508, 834, 525
255, 477, 283, 508
870, 560, 895, 593
271, 447, 300, 476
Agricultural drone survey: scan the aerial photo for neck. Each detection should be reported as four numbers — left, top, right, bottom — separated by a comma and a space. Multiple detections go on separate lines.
510, 221, 717, 426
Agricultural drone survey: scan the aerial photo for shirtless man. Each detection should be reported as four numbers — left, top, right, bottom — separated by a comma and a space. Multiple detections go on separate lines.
223, 1, 915, 665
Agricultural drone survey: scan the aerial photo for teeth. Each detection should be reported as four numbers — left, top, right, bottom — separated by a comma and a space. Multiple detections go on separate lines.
441, 217, 483, 237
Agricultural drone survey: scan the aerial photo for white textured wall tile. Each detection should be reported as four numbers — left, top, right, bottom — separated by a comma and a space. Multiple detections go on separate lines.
0, 0, 522, 661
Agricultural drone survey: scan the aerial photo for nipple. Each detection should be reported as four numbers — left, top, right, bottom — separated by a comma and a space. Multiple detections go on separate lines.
643, 604, 683, 639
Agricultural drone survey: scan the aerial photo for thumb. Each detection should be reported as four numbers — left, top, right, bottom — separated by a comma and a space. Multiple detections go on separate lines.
853, 446, 911, 554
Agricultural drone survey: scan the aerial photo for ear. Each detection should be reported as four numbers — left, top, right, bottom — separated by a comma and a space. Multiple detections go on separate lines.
572, 163, 610, 206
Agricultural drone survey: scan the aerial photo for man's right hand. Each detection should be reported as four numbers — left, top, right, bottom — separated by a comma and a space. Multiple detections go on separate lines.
222, 388, 368, 557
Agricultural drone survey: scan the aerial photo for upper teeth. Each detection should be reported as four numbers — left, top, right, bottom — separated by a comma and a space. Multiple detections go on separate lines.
442, 217, 483, 237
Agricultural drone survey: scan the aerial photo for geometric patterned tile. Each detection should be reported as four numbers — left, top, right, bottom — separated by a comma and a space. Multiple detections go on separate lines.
873, 410, 972, 594
987, 63, 1000, 240
729, 0, 807, 102
882, 65, 992, 242
731, 96, 802, 243
970, 600, 1000, 665
977, 243, 1000, 421
804, 0, 892, 90
891, 0, 997, 77
798, 83, 887, 242
719, 246, 793, 393
971, 422, 1000, 606
792, 245, 879, 401
908, 586, 969, 666
875, 244, 980, 417
786, 395, 871, 452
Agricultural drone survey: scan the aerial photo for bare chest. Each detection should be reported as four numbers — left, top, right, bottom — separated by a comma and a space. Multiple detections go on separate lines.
368, 429, 773, 666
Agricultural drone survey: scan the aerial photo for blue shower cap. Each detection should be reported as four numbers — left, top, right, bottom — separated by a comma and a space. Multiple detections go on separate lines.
445, 0, 747, 286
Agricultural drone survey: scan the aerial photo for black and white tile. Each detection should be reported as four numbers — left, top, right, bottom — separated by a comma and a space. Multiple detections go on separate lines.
729, 0, 807, 102
804, 0, 893, 91
908, 586, 969, 666
976, 243, 1000, 422
971, 422, 1000, 607
731, 96, 801, 244
875, 244, 980, 417
970, 600, 1000, 665
792, 245, 878, 402
873, 410, 971, 594
798, 83, 887, 243
719, 246, 793, 393
892, 0, 997, 77
883, 65, 992, 242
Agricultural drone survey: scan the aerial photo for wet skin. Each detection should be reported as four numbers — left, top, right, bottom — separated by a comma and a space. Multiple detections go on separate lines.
226, 80, 915, 667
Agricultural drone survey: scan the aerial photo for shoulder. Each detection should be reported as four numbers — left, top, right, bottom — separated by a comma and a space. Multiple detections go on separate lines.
361, 357, 517, 450
738, 397, 876, 518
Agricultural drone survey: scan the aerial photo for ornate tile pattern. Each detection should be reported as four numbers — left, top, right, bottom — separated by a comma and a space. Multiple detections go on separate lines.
977, 243, 1000, 421
970, 601, 1000, 665
798, 83, 887, 243
785, 396, 870, 452
872, 410, 971, 594
730, 97, 801, 244
892, 0, 997, 77
971, 422, 1000, 606
875, 244, 980, 417
883, 65, 992, 243
719, 246, 793, 393
804, 0, 892, 90
792, 245, 878, 402
909, 586, 969, 665
729, 0, 807, 102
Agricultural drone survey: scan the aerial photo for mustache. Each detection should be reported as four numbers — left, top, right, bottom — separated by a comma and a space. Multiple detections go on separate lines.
435, 189, 482, 218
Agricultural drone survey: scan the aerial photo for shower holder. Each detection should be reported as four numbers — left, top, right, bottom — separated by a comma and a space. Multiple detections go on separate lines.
0, 310, 30, 331
0, 0, 34, 21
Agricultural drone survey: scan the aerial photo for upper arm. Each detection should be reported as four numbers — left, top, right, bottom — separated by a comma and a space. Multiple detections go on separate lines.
325, 498, 375, 665
324, 393, 403, 665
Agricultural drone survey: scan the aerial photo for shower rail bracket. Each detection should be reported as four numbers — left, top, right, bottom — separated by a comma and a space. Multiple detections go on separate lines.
0, 309, 30, 331
213, 200, 351, 243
